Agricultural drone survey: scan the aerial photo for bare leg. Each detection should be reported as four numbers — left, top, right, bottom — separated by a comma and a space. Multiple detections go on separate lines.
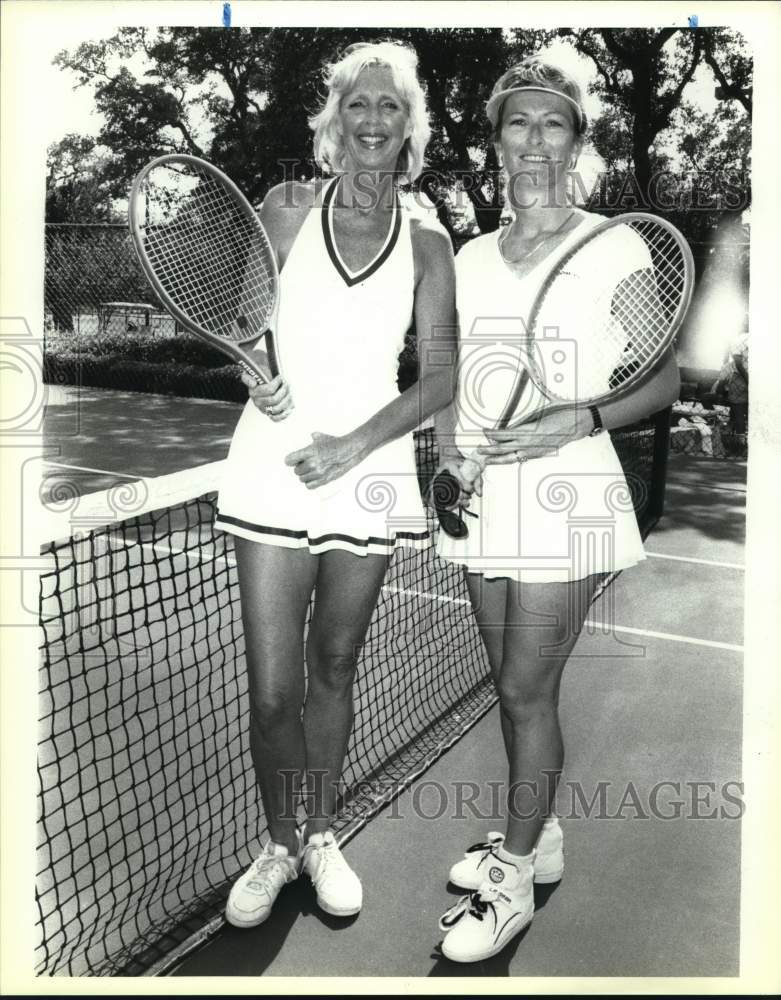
465, 571, 511, 757
499, 575, 604, 856
303, 549, 390, 838
234, 537, 318, 855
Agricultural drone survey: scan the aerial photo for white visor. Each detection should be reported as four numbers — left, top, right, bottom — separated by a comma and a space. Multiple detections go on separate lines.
486, 85, 584, 131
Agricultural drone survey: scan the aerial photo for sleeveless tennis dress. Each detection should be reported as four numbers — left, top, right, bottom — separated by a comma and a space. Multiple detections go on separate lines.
215, 178, 429, 556
436, 213, 647, 584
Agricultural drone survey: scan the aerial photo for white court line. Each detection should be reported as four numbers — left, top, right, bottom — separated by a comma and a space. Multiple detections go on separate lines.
129, 544, 743, 653
644, 551, 744, 571
382, 584, 470, 606
584, 620, 743, 653
44, 460, 140, 479
138, 543, 232, 567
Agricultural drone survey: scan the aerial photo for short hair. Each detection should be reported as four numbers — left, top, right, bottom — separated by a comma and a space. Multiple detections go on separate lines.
309, 41, 431, 184
486, 56, 588, 138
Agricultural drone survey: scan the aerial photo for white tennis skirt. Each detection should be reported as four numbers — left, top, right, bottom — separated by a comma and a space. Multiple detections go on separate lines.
436, 431, 646, 583
215, 401, 430, 557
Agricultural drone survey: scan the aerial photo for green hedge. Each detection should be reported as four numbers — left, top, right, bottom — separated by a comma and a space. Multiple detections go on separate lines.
44, 353, 248, 402
48, 331, 236, 368
45, 327, 420, 400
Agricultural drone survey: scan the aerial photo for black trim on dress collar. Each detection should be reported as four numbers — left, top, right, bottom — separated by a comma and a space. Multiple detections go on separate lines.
321, 176, 402, 288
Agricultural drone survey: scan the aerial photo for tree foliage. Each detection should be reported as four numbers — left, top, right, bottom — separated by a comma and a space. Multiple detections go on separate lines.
51, 26, 752, 250
46, 134, 120, 223
53, 27, 556, 230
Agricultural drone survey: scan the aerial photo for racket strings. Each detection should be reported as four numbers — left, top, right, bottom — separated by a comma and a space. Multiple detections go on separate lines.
145, 209, 273, 336
144, 218, 272, 338
138, 165, 276, 341
534, 218, 689, 401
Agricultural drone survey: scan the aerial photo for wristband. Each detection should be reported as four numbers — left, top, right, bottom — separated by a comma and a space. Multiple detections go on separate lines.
588, 404, 604, 436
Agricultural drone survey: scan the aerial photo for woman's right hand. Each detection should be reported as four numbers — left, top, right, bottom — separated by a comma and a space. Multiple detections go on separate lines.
242, 372, 294, 421
432, 457, 480, 510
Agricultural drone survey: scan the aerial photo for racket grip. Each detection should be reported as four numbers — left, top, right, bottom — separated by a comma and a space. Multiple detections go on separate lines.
429, 470, 470, 540
237, 359, 270, 385
265, 333, 280, 379
429, 446, 487, 541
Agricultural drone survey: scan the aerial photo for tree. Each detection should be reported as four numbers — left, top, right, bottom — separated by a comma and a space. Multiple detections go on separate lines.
51, 24, 753, 296
46, 135, 120, 222
54, 27, 557, 234
560, 28, 706, 206
701, 28, 752, 112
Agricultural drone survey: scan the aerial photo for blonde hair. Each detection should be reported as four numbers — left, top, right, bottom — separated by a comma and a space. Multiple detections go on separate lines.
309, 41, 431, 184
487, 56, 588, 138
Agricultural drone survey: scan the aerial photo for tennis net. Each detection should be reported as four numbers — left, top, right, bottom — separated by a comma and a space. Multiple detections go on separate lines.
37, 418, 668, 976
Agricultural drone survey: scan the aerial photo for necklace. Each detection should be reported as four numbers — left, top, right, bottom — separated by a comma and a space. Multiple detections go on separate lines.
498, 211, 576, 266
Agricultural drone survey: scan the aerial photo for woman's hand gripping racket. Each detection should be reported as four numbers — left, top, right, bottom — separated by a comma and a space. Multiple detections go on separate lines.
432, 213, 695, 539
129, 154, 340, 492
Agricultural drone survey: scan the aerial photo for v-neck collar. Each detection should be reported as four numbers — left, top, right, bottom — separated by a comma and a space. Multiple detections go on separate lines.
494, 211, 589, 283
321, 176, 402, 287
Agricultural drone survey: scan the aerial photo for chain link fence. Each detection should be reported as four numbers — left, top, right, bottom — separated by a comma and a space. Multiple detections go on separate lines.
43, 224, 248, 400
45, 224, 167, 336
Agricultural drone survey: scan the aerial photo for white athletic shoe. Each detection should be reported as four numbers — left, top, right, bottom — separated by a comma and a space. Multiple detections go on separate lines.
301, 830, 362, 917
448, 819, 564, 889
225, 839, 300, 928
439, 853, 535, 963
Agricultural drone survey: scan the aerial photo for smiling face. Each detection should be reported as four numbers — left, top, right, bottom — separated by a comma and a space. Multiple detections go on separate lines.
496, 90, 582, 206
337, 64, 411, 175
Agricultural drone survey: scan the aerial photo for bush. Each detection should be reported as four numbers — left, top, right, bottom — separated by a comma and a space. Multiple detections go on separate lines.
46, 330, 236, 369
44, 352, 248, 402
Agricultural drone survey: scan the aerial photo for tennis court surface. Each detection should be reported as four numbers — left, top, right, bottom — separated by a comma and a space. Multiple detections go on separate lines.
37, 387, 744, 978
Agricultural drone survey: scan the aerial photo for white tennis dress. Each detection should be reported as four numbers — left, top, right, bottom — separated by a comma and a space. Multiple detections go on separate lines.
436, 212, 647, 583
215, 177, 430, 556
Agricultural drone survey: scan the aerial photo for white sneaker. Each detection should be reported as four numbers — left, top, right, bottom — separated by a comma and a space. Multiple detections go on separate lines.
533, 819, 565, 884
225, 839, 299, 928
439, 853, 534, 963
448, 820, 564, 889
301, 830, 362, 917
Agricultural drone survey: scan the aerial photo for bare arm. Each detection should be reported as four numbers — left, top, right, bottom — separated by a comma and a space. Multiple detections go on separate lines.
592, 348, 680, 430
242, 182, 315, 418
481, 348, 680, 463
286, 221, 458, 488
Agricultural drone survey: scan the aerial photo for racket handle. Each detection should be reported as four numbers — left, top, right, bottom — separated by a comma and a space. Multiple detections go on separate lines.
429, 446, 487, 541
265, 333, 280, 379
236, 331, 279, 385
237, 359, 269, 384
429, 470, 470, 540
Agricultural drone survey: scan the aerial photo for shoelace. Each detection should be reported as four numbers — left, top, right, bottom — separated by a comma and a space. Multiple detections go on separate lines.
465, 839, 501, 857
467, 886, 498, 920
248, 853, 293, 889
307, 839, 345, 884
439, 886, 496, 930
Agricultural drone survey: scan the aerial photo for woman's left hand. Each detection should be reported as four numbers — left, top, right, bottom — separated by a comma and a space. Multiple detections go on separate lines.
285, 432, 366, 489
478, 407, 590, 465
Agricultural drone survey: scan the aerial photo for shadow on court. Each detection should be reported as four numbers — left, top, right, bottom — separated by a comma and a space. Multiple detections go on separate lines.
43, 385, 243, 489
427, 882, 559, 977
179, 879, 359, 976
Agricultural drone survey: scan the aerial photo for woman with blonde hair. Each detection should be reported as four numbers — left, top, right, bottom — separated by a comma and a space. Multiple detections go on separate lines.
434, 55, 680, 962
216, 40, 456, 928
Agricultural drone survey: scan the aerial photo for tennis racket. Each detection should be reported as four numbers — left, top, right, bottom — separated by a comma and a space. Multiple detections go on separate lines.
128, 153, 279, 383
432, 213, 695, 539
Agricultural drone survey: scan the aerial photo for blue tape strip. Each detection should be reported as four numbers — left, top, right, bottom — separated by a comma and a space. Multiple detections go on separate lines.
223, 2, 232, 27
688, 14, 698, 27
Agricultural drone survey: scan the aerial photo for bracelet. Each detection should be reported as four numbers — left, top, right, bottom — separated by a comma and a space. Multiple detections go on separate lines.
588, 404, 604, 436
